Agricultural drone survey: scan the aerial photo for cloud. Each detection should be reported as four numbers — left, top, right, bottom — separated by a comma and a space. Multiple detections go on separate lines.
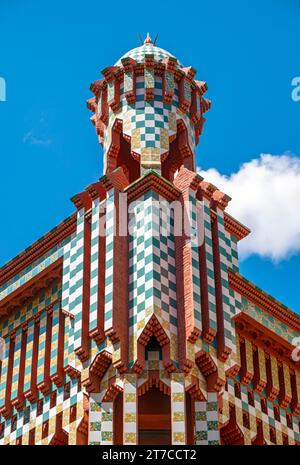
198, 154, 300, 261
23, 130, 51, 146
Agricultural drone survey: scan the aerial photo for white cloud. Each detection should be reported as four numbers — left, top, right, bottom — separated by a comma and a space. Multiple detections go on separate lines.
23, 130, 51, 146
198, 154, 300, 261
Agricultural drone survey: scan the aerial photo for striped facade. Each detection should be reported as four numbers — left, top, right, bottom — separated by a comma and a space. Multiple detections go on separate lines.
0, 37, 299, 445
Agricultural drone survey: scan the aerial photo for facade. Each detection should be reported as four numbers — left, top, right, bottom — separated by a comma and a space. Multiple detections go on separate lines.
0, 36, 300, 445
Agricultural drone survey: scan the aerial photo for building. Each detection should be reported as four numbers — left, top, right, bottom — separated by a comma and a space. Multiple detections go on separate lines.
0, 35, 299, 445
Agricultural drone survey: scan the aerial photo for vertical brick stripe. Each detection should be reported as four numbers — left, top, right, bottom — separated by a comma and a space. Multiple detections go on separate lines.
36, 310, 52, 395
50, 305, 65, 386
24, 317, 39, 402
104, 189, 115, 332
72, 207, 91, 361
111, 189, 128, 369
89, 198, 101, 337
0, 335, 13, 415
215, 208, 234, 357
211, 212, 229, 361
11, 327, 23, 403
11, 326, 27, 409
253, 346, 267, 393
266, 354, 280, 400
200, 197, 217, 342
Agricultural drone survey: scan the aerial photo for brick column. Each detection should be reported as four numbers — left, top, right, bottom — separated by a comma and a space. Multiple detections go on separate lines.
173, 168, 203, 372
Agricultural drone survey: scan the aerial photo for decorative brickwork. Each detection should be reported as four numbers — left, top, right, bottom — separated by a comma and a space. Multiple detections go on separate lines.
0, 36, 299, 445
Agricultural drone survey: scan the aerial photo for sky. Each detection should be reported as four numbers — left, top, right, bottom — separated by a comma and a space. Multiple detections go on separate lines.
0, 0, 299, 311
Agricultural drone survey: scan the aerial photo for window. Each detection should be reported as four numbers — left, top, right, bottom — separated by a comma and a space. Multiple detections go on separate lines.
261, 398, 267, 414
11, 415, 17, 433
29, 429, 35, 445
42, 421, 49, 439
234, 382, 241, 399
50, 391, 57, 409
23, 406, 30, 425
247, 390, 254, 406
37, 399, 43, 416
269, 426, 277, 444
286, 413, 292, 429
64, 382, 70, 401
243, 412, 250, 429
274, 405, 280, 422
70, 405, 76, 423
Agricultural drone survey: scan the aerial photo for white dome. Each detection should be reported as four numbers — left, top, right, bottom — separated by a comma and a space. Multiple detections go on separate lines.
115, 42, 182, 67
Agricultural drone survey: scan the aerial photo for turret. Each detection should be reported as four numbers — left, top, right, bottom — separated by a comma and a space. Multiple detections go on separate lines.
87, 35, 210, 181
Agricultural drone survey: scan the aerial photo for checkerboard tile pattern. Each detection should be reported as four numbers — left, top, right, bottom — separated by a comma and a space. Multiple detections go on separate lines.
225, 231, 239, 272
0, 336, 10, 412
89, 197, 101, 334
61, 234, 78, 369
120, 76, 178, 168
123, 374, 138, 444
189, 191, 202, 335
241, 297, 298, 345
104, 189, 115, 332
102, 71, 196, 174
23, 318, 35, 394
128, 191, 178, 364
223, 377, 300, 445
215, 208, 235, 355
11, 327, 23, 402
1, 39, 299, 446
0, 240, 68, 303
0, 375, 83, 446
195, 392, 220, 444
36, 310, 48, 387
0, 281, 62, 338
171, 373, 186, 444
49, 302, 62, 380
89, 394, 113, 445
70, 208, 86, 354
203, 198, 217, 334
115, 44, 181, 67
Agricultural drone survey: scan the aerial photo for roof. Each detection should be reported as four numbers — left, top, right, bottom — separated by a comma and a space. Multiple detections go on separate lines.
228, 270, 300, 333
115, 35, 182, 67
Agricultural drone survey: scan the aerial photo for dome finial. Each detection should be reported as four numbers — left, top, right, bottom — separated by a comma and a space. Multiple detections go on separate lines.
144, 32, 153, 45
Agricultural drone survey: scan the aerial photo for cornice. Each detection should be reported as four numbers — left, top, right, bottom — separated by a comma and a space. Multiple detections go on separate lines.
0, 215, 76, 287
126, 171, 181, 202
224, 213, 251, 241
229, 270, 300, 333
0, 259, 63, 319
234, 312, 299, 371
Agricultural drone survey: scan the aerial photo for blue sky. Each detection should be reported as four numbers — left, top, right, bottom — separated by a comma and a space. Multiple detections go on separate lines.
0, 0, 299, 311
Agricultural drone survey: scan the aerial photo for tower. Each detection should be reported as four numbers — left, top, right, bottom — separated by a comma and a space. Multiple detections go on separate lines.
0, 37, 299, 446
87, 34, 210, 179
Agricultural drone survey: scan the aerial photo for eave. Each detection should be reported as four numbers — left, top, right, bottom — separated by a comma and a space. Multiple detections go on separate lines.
0, 215, 76, 287
228, 269, 300, 333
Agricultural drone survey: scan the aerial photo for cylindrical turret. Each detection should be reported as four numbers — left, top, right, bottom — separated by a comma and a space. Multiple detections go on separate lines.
88, 35, 210, 180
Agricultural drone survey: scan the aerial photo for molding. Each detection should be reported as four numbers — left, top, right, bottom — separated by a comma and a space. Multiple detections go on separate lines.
126, 171, 181, 202
0, 260, 62, 319
0, 216, 76, 286
224, 213, 250, 241
229, 270, 300, 333
234, 312, 300, 371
